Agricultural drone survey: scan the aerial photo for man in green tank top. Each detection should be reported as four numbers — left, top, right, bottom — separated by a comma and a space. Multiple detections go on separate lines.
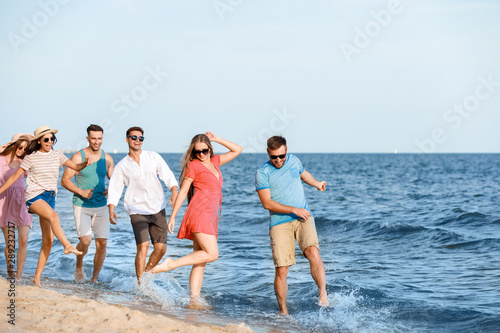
61, 124, 114, 282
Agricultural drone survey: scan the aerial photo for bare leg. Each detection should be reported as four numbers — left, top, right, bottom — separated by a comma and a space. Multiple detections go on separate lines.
135, 241, 149, 283
33, 217, 54, 287
304, 246, 328, 307
91, 238, 107, 283
16, 226, 30, 281
1, 226, 15, 278
275, 266, 289, 315
152, 233, 218, 273
189, 239, 206, 297
188, 239, 209, 310
145, 242, 166, 272
75, 235, 92, 281
29, 200, 81, 255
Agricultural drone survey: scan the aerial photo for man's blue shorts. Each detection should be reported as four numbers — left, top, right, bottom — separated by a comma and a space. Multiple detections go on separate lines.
26, 191, 56, 213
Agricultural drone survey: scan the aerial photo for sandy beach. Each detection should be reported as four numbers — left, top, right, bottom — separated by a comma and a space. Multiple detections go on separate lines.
0, 278, 254, 333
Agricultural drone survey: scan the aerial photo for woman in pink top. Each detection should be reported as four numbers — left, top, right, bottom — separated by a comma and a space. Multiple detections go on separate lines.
0, 134, 33, 281
0, 126, 90, 287
153, 132, 242, 308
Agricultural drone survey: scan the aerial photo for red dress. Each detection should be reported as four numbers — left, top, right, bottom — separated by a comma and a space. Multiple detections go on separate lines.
177, 155, 223, 240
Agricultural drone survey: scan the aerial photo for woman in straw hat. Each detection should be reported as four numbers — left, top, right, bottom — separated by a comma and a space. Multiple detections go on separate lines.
0, 126, 90, 287
0, 133, 33, 281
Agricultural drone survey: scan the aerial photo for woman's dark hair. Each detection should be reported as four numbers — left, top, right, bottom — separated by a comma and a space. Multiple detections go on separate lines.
26, 134, 57, 155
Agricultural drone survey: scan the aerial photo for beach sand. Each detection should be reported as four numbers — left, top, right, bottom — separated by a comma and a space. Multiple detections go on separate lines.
0, 279, 254, 333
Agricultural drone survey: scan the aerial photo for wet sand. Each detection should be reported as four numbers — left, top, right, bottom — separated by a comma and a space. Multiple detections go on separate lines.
0, 278, 254, 332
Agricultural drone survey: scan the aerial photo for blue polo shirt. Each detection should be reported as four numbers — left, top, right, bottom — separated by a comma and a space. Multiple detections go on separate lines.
255, 154, 312, 229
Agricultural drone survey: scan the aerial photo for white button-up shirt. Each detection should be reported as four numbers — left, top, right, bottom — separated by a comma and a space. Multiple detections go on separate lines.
107, 151, 178, 215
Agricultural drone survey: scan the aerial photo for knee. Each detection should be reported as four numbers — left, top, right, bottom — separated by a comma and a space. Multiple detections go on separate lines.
80, 236, 92, 248
304, 246, 321, 261
137, 243, 149, 254
18, 237, 28, 249
276, 266, 289, 278
42, 235, 54, 247
156, 246, 166, 257
95, 239, 107, 251
48, 211, 59, 223
207, 250, 219, 263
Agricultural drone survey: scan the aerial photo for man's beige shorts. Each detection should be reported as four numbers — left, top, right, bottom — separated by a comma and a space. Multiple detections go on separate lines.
269, 216, 319, 267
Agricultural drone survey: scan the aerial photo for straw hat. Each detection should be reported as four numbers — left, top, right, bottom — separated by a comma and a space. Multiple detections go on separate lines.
0, 133, 34, 153
33, 125, 58, 140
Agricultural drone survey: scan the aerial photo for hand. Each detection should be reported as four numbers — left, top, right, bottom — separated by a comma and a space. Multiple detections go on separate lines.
103, 188, 108, 197
109, 210, 117, 225
293, 208, 311, 221
167, 217, 175, 235
79, 188, 94, 199
168, 191, 178, 206
317, 181, 327, 192
204, 131, 219, 142
84, 156, 93, 166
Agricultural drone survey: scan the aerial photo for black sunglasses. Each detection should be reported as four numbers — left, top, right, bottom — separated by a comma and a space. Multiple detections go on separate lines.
194, 148, 210, 156
128, 135, 144, 142
43, 136, 56, 143
270, 154, 286, 160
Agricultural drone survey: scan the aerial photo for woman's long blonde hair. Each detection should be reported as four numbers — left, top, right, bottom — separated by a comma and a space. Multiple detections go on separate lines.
180, 134, 214, 203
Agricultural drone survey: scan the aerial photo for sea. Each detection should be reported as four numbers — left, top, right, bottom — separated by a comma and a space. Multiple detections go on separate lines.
2, 153, 499, 333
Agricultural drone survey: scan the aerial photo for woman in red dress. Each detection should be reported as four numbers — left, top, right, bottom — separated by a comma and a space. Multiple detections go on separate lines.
152, 132, 241, 307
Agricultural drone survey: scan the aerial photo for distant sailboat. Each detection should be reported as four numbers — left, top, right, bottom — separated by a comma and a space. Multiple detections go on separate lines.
113, 149, 117, 154
394, 148, 398, 154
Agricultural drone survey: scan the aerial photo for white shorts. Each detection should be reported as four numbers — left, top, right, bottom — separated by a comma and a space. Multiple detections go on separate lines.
73, 205, 110, 239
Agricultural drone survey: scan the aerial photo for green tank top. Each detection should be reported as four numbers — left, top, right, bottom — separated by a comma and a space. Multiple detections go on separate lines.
72, 149, 107, 208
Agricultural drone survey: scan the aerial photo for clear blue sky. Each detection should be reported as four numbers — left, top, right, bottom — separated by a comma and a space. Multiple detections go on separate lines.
1, 0, 499, 153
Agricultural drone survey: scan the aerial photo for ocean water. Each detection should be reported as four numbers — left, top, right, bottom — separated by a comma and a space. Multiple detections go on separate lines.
2, 153, 500, 333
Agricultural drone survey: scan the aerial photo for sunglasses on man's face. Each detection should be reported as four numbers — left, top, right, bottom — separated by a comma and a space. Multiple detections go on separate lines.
43, 136, 56, 143
194, 148, 210, 156
270, 154, 286, 160
128, 135, 145, 142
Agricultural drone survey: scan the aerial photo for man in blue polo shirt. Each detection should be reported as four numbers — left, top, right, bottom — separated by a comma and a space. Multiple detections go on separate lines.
255, 135, 328, 315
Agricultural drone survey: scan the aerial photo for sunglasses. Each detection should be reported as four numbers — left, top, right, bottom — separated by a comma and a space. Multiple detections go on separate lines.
128, 135, 145, 142
43, 136, 56, 143
270, 154, 286, 160
194, 148, 210, 156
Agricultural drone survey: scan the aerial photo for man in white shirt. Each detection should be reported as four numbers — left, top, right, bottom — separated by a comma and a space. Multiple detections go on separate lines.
107, 126, 178, 283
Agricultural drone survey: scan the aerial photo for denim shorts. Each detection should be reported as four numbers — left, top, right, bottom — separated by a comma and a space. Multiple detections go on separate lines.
26, 191, 56, 213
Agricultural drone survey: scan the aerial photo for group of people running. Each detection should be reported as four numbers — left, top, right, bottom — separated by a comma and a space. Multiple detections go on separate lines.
0, 124, 328, 314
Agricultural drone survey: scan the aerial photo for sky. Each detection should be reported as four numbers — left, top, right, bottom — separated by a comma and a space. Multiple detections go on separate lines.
1, 0, 499, 153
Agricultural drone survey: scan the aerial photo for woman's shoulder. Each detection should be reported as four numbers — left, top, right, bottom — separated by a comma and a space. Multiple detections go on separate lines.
211, 154, 221, 166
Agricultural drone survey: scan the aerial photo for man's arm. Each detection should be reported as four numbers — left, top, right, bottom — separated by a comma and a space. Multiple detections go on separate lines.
300, 170, 326, 191
107, 165, 125, 225
61, 152, 94, 199
105, 152, 114, 179
257, 188, 310, 221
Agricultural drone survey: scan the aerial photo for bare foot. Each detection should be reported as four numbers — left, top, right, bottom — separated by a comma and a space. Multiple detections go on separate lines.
91, 277, 98, 283
188, 297, 212, 310
319, 294, 329, 307
75, 267, 86, 282
33, 277, 42, 288
64, 245, 83, 255
151, 258, 173, 273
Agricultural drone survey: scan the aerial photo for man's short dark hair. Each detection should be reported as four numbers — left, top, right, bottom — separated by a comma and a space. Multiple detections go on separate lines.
267, 136, 287, 150
126, 126, 144, 137
87, 124, 104, 135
